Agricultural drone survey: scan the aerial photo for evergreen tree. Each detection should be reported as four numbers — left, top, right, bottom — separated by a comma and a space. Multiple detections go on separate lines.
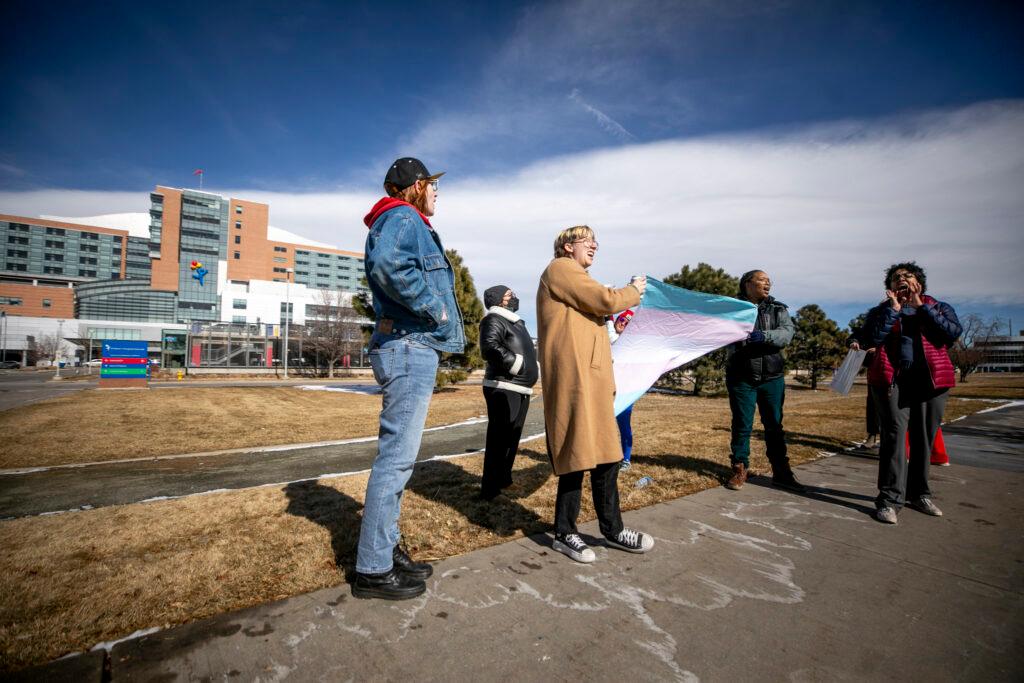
444, 248, 484, 369
789, 304, 848, 389
660, 263, 740, 396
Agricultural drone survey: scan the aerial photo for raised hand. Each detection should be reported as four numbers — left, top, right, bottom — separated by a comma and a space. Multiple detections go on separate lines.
630, 275, 647, 296
885, 289, 901, 312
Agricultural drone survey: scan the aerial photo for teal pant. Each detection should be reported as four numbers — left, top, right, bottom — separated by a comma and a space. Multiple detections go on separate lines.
727, 376, 789, 470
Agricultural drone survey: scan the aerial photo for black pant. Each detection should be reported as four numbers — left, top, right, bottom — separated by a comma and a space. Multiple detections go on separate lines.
865, 391, 879, 437
871, 383, 948, 509
480, 387, 531, 497
554, 461, 623, 538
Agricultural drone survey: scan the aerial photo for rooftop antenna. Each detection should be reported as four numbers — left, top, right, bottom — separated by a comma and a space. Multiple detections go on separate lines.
193, 168, 204, 191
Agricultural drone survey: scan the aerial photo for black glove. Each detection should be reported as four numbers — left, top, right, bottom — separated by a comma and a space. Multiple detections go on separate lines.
747, 330, 765, 344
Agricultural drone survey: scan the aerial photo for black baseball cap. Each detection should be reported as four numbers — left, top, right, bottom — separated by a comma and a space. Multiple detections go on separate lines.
383, 157, 445, 191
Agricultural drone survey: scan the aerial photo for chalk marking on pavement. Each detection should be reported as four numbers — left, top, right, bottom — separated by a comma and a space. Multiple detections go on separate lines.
90, 626, 162, 653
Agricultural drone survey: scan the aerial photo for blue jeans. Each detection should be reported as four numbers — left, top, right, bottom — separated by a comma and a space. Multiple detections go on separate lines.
616, 405, 634, 462
356, 337, 439, 574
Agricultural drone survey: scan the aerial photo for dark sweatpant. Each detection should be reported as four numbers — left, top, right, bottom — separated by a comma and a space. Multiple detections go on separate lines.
871, 383, 948, 510
480, 386, 531, 498
554, 461, 624, 538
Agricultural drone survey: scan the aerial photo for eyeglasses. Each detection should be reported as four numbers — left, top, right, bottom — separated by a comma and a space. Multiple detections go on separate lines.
571, 239, 599, 249
428, 179, 439, 191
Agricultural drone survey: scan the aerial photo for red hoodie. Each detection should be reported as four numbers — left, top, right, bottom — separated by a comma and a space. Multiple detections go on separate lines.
362, 197, 432, 229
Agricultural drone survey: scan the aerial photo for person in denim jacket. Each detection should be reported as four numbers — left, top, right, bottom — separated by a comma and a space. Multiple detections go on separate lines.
352, 157, 465, 600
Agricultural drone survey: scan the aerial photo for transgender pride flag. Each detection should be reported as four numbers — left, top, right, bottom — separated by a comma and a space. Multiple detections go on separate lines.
612, 278, 758, 415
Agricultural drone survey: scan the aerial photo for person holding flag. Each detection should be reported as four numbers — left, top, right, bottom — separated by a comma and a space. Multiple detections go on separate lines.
724, 270, 804, 493
536, 225, 653, 564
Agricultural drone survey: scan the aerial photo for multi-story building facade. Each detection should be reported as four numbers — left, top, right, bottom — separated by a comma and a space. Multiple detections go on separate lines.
0, 186, 367, 368
977, 332, 1024, 373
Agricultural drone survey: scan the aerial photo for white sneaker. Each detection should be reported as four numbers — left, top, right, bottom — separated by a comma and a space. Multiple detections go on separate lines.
909, 498, 943, 517
605, 527, 654, 553
875, 506, 898, 524
553, 533, 596, 563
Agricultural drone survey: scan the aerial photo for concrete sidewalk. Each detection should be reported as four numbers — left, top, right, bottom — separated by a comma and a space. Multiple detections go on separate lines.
18, 406, 1024, 682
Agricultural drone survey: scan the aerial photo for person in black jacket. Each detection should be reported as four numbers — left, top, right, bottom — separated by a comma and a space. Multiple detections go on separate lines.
724, 270, 804, 493
479, 285, 539, 500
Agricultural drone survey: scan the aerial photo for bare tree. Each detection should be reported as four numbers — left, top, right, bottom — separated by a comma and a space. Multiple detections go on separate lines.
33, 333, 61, 363
949, 314, 1001, 382
305, 290, 363, 378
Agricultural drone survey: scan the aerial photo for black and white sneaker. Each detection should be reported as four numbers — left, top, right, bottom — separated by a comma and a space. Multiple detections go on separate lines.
552, 533, 596, 563
605, 527, 654, 553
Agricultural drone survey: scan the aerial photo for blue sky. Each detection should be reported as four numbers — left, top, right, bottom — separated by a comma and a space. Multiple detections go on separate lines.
2, 0, 1023, 331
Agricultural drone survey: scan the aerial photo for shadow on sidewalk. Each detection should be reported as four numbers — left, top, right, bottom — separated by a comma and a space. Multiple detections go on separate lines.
283, 481, 363, 579
746, 474, 876, 516
631, 452, 734, 481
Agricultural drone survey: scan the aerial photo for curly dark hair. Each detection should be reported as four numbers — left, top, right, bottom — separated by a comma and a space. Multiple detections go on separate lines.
737, 269, 765, 299
884, 262, 927, 293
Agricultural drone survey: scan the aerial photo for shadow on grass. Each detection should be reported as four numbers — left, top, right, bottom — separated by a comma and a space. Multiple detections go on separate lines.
406, 457, 551, 538
283, 480, 363, 580
631, 452, 734, 482
784, 431, 850, 453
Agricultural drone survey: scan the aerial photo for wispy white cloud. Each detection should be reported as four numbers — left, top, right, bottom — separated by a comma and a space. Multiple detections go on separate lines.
569, 89, 635, 141
2, 102, 1022, 325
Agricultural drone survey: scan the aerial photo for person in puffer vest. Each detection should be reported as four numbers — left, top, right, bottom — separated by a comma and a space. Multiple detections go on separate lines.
863, 262, 961, 524
478, 284, 539, 500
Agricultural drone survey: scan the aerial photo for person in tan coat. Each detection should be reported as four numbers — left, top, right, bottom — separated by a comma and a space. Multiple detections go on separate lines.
536, 225, 655, 563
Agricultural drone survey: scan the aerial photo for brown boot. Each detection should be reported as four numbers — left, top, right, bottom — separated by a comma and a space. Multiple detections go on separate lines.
725, 463, 747, 490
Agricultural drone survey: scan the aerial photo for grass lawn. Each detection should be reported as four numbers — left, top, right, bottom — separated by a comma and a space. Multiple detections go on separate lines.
0, 375, 1021, 671
0, 385, 492, 468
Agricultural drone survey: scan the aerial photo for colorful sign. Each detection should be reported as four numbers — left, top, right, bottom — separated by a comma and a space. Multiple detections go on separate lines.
190, 260, 208, 286
100, 340, 150, 384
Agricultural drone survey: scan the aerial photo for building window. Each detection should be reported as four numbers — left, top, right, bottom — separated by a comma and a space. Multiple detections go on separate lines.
110, 272, 120, 279
232, 299, 247, 309
9, 263, 27, 271
7, 235, 28, 245
78, 269, 97, 277
42, 299, 52, 308
81, 243, 98, 253
235, 221, 242, 229
45, 227, 66, 236
0, 297, 23, 306
45, 240, 64, 249
232, 315, 246, 324
79, 256, 98, 265
273, 267, 289, 273
6, 249, 27, 258
81, 232, 99, 240
273, 246, 287, 253
235, 205, 243, 214
43, 266, 62, 274
233, 251, 240, 260
273, 257, 286, 263
44, 253, 63, 261
234, 235, 241, 244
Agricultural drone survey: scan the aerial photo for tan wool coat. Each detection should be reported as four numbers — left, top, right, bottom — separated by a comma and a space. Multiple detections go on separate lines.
536, 257, 641, 475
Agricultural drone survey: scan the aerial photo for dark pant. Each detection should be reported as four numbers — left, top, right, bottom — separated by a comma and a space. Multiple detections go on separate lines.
480, 387, 531, 497
616, 405, 634, 462
554, 461, 624, 538
865, 391, 879, 437
727, 375, 790, 474
871, 383, 947, 510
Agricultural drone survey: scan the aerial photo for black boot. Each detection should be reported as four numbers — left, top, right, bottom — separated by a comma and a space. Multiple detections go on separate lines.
351, 568, 426, 600
393, 544, 433, 581
770, 464, 806, 493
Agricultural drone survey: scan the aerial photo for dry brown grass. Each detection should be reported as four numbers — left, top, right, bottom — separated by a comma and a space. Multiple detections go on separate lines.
0, 382, 1013, 671
0, 386, 489, 468
949, 372, 1024, 400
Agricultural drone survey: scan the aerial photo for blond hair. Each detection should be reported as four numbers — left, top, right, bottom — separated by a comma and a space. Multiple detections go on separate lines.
386, 179, 431, 215
553, 225, 594, 258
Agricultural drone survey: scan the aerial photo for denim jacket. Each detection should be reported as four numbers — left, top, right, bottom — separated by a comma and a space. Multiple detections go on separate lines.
364, 202, 465, 354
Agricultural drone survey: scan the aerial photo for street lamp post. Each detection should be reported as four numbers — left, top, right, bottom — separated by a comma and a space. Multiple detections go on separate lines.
55, 319, 64, 379
283, 268, 294, 379
1, 310, 7, 364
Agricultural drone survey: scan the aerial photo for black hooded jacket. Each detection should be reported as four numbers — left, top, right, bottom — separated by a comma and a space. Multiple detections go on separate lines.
480, 305, 539, 393
725, 296, 794, 383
